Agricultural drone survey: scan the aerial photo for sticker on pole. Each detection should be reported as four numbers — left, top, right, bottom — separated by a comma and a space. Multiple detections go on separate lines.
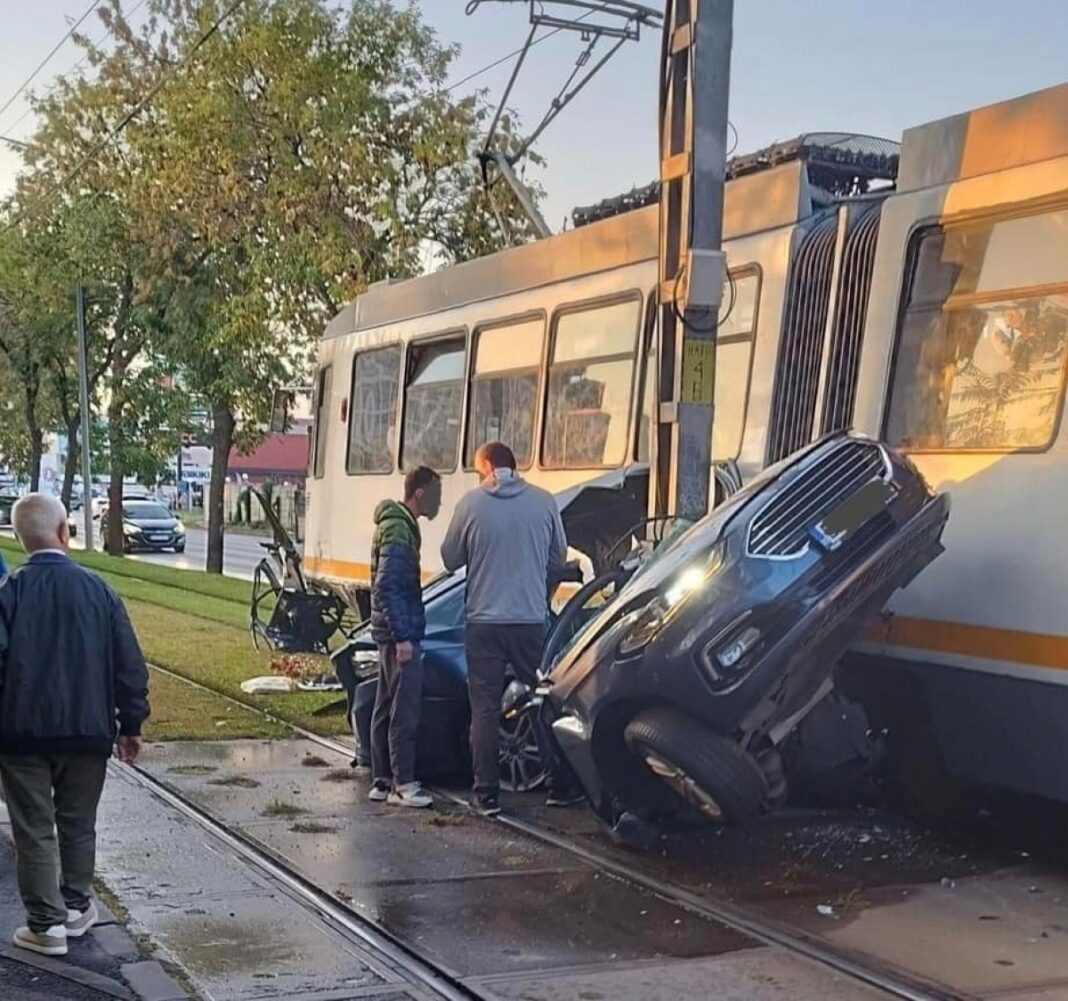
680, 340, 715, 405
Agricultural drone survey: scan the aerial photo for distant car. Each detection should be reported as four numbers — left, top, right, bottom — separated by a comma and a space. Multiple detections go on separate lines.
93, 485, 157, 520
1, 494, 77, 539
101, 500, 186, 554
0, 493, 15, 529
90, 491, 109, 520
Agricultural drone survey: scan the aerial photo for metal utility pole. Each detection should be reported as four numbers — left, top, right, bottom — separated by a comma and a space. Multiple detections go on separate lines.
75, 282, 94, 550
653, 0, 734, 522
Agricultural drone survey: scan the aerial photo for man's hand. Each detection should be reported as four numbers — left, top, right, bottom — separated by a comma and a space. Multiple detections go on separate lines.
395, 640, 414, 664
116, 735, 143, 765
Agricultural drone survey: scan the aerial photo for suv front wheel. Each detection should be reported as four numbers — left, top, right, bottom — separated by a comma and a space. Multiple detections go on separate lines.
624, 708, 768, 824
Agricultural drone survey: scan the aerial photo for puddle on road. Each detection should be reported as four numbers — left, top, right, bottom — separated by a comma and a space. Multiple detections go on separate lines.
163, 915, 299, 976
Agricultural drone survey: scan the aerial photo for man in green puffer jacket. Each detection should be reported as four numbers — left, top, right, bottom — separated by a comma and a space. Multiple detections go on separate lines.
368, 466, 441, 809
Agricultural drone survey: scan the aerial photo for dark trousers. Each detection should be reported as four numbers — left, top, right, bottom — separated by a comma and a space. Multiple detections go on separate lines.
466, 622, 571, 797
370, 643, 424, 788
0, 754, 108, 932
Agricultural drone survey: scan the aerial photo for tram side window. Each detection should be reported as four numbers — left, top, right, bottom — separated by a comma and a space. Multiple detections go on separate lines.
347, 345, 401, 474
635, 271, 760, 464
401, 336, 466, 472
543, 297, 641, 469
466, 317, 543, 468
886, 211, 1068, 451
311, 365, 332, 479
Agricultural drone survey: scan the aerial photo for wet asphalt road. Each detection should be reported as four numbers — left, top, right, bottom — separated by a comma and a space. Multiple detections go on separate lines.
117, 736, 1068, 1000
113, 739, 897, 1001
69, 524, 269, 580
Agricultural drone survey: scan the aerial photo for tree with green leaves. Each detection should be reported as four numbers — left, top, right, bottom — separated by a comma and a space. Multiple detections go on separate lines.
5, 0, 541, 570
111, 0, 541, 572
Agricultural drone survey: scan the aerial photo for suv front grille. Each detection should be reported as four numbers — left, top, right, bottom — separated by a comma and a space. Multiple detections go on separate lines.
747, 441, 889, 559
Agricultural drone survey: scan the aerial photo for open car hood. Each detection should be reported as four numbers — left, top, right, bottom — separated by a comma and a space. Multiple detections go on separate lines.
555, 465, 649, 574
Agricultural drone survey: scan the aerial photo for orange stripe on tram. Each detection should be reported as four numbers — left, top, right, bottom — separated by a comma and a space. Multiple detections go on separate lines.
867, 617, 1068, 673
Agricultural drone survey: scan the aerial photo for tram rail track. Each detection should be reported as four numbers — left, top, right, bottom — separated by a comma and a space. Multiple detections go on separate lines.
119, 754, 487, 1001
142, 662, 974, 1001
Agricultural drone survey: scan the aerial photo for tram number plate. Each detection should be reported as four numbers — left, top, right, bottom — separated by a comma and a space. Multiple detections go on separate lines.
812, 479, 894, 551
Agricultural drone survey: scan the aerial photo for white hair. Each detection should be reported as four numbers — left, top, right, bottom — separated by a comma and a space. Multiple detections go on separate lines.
12, 493, 68, 552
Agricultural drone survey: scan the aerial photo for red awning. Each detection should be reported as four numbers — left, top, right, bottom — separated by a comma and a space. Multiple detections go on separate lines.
228, 434, 309, 479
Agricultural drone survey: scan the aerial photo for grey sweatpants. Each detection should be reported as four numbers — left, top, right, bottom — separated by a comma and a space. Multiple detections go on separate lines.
370, 643, 424, 788
0, 754, 108, 932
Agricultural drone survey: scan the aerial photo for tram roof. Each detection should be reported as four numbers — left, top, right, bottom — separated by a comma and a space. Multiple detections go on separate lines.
326, 81, 1068, 341
325, 151, 833, 339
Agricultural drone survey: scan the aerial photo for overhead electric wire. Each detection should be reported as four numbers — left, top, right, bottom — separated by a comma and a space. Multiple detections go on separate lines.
0, 0, 102, 123
0, 0, 151, 138
446, 4, 602, 94
446, 27, 566, 94
3, 0, 248, 236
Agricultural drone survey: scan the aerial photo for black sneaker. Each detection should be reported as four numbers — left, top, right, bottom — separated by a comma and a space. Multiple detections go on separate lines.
471, 793, 501, 817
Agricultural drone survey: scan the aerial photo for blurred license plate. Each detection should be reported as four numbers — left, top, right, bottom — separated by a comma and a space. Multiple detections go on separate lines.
812, 479, 894, 551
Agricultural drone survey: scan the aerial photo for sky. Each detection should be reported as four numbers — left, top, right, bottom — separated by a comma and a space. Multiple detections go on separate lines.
1, 1, 1067, 227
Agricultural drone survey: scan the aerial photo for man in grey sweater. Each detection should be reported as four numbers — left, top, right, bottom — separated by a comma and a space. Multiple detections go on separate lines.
441, 441, 575, 816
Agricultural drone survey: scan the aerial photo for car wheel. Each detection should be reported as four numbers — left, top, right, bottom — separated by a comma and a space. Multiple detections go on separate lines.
624, 708, 768, 824
498, 700, 548, 793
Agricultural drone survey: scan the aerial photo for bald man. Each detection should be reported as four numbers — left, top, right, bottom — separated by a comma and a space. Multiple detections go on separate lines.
0, 494, 149, 957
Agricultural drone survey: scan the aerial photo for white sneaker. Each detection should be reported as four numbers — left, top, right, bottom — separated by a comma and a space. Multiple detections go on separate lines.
14, 924, 68, 956
66, 900, 99, 938
368, 782, 390, 802
387, 783, 433, 809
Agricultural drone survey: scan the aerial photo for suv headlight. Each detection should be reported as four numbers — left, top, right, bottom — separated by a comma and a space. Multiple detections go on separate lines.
123, 522, 139, 536
617, 540, 727, 658
175, 521, 186, 535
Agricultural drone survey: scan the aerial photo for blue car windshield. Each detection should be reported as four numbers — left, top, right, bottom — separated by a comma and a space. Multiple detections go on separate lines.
422, 569, 463, 601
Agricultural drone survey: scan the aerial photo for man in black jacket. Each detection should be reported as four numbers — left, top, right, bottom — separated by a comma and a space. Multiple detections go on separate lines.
0, 494, 149, 957
368, 467, 441, 809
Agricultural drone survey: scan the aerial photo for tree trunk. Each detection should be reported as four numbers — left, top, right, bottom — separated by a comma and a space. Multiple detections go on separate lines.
206, 401, 235, 575
24, 383, 42, 493
61, 418, 80, 511
27, 433, 43, 493
107, 458, 125, 557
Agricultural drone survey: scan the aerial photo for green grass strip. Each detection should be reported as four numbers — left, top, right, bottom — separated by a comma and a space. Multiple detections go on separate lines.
125, 599, 348, 738
0, 532, 253, 605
